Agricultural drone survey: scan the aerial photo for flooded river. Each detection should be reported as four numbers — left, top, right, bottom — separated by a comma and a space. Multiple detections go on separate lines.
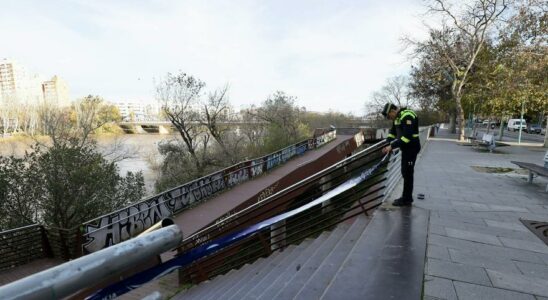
0, 134, 178, 194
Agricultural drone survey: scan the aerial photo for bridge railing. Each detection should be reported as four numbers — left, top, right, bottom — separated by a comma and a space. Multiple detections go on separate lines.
80, 129, 337, 254
0, 224, 50, 270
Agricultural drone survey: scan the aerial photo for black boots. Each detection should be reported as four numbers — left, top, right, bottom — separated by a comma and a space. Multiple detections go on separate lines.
392, 197, 413, 207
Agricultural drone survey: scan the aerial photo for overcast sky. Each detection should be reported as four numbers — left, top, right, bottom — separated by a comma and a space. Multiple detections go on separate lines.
1, 0, 429, 113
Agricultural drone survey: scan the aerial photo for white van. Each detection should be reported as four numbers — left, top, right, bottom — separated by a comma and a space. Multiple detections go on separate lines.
507, 119, 527, 131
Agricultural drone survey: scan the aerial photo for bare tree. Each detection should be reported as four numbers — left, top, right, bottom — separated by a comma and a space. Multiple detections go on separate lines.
240, 107, 267, 157
38, 105, 72, 147
201, 85, 241, 163
419, 0, 509, 140
369, 75, 414, 112
156, 72, 209, 175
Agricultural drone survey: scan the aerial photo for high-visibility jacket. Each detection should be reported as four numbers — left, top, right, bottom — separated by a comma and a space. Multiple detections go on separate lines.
386, 108, 420, 149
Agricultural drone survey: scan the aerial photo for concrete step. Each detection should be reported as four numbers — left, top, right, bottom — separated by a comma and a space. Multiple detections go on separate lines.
177, 254, 275, 300
320, 208, 429, 300
256, 233, 329, 300
173, 265, 239, 299
227, 245, 297, 300
256, 232, 330, 299
202, 263, 254, 300
294, 215, 370, 300
270, 223, 351, 300
213, 255, 276, 300
241, 239, 314, 299
186, 266, 234, 299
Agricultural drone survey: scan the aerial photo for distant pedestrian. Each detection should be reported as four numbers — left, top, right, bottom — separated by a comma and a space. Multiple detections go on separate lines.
381, 103, 421, 206
435, 123, 440, 133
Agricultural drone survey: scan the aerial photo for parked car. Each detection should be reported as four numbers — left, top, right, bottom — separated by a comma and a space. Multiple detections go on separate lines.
525, 124, 542, 134
507, 119, 527, 131
481, 120, 498, 129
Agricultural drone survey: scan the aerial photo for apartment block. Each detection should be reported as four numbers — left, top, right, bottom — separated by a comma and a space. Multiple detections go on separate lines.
42, 75, 70, 107
0, 58, 44, 106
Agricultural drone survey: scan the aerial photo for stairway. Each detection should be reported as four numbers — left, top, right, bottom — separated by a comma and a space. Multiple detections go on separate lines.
174, 208, 428, 300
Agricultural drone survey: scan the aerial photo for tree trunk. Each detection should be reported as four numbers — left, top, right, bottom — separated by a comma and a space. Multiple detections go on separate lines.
455, 96, 465, 141
544, 118, 548, 148
449, 113, 456, 133
498, 115, 505, 141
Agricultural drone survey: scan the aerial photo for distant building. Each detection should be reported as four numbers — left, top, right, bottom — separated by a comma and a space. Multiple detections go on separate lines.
0, 58, 45, 106
42, 75, 71, 107
114, 101, 161, 121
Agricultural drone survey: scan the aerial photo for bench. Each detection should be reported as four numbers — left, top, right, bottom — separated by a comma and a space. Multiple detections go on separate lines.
472, 133, 496, 152
511, 160, 548, 192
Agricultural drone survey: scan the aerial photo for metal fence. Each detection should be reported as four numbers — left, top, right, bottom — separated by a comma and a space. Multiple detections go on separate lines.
0, 224, 50, 271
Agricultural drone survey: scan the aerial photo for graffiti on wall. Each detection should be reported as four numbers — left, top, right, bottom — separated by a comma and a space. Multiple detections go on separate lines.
82, 129, 339, 253
83, 172, 225, 253
266, 145, 297, 171
354, 132, 365, 148
257, 181, 280, 202
226, 163, 250, 188
315, 130, 336, 148
250, 159, 264, 177
376, 128, 389, 140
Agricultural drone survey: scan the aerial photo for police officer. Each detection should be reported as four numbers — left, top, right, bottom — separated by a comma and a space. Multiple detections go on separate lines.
381, 103, 420, 206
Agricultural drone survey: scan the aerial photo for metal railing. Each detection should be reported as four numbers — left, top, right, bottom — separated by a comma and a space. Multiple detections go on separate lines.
0, 225, 182, 300
83, 139, 395, 299
175, 140, 390, 283
80, 129, 337, 254
171, 128, 430, 284
0, 224, 50, 271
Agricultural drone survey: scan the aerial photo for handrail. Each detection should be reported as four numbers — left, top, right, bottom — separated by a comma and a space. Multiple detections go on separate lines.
84, 151, 390, 300
0, 224, 41, 235
0, 225, 183, 300
174, 144, 391, 261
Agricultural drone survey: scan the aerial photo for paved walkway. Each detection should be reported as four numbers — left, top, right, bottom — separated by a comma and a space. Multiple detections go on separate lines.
0, 258, 63, 285
411, 128, 548, 300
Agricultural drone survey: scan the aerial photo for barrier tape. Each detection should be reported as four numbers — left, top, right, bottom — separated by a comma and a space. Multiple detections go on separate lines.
86, 153, 390, 300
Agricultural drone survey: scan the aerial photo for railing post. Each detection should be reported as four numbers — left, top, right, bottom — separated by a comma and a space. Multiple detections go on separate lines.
40, 226, 54, 259
320, 175, 333, 215
270, 220, 286, 251
257, 232, 272, 256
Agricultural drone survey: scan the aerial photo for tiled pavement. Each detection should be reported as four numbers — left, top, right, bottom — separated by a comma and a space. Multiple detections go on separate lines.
410, 129, 548, 300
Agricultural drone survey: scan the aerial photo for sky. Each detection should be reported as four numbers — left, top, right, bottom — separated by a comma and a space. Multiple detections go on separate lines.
0, 0, 430, 113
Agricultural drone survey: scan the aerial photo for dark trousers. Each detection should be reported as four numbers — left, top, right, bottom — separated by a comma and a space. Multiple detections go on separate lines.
401, 144, 420, 201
